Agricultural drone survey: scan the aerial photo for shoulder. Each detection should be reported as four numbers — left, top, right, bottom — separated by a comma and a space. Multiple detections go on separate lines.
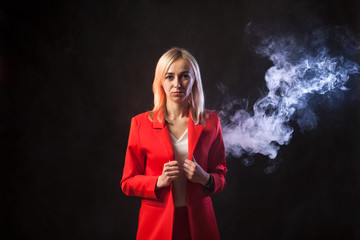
204, 110, 221, 128
132, 112, 150, 121
204, 110, 220, 122
130, 112, 153, 127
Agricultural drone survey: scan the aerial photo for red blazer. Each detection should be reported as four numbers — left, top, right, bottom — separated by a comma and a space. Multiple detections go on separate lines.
120, 110, 227, 240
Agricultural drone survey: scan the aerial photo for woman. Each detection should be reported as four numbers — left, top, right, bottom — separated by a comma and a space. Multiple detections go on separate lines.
121, 47, 227, 240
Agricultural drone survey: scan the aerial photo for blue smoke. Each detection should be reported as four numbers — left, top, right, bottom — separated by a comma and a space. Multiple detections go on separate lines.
221, 24, 360, 160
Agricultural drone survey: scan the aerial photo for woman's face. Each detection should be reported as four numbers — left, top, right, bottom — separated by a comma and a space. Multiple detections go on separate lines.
162, 58, 195, 105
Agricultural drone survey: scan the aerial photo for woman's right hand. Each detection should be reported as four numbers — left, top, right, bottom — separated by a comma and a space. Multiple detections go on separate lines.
156, 161, 179, 189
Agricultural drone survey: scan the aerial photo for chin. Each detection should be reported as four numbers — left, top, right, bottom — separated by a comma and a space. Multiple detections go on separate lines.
170, 98, 188, 104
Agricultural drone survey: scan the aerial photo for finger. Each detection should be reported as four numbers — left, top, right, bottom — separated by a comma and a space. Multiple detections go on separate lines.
183, 165, 194, 175
164, 166, 180, 171
183, 165, 189, 172
165, 171, 179, 177
182, 163, 192, 171
165, 168, 180, 173
165, 161, 179, 167
167, 172, 180, 177
184, 159, 192, 164
183, 169, 194, 180
167, 169, 180, 175
184, 160, 195, 168
168, 176, 179, 181
185, 162, 196, 172
163, 165, 180, 171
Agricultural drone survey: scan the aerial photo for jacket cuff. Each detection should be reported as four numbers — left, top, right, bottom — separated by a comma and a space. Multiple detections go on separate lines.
202, 174, 214, 193
147, 176, 161, 199
209, 173, 224, 194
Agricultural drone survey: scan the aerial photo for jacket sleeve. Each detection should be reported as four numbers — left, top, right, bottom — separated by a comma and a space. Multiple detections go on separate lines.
207, 114, 227, 194
120, 117, 159, 200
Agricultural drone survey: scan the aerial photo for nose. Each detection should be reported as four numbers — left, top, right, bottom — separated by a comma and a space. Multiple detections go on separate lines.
174, 77, 181, 88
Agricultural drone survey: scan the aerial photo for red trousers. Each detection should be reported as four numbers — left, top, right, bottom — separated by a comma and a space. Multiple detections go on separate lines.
172, 206, 191, 240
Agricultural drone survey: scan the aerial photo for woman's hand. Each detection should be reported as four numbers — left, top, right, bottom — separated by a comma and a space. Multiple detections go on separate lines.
156, 161, 180, 189
183, 158, 210, 186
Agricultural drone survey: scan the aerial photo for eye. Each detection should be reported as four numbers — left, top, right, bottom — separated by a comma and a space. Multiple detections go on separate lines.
165, 75, 174, 80
182, 74, 190, 79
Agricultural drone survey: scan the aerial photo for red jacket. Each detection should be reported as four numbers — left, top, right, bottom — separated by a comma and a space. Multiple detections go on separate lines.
120, 110, 227, 240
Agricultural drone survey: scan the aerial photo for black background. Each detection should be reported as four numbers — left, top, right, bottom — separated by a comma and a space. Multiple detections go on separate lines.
1, 0, 360, 239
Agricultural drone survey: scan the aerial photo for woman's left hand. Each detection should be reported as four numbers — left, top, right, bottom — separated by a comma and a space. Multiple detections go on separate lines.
183, 158, 210, 186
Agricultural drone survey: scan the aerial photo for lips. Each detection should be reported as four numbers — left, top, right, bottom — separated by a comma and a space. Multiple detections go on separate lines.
171, 92, 185, 96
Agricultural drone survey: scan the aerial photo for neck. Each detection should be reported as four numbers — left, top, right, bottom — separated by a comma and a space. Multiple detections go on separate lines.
165, 101, 189, 120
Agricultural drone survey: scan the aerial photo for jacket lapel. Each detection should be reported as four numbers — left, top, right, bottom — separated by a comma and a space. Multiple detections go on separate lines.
188, 112, 204, 161
152, 111, 174, 160
152, 110, 204, 161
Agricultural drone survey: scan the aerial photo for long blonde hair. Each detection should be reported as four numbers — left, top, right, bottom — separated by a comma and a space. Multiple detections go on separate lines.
148, 47, 205, 124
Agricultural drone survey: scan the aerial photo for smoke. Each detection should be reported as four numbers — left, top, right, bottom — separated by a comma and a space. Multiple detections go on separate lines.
220, 23, 360, 162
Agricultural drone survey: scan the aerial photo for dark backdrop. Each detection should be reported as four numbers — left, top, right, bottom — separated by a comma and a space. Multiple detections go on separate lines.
1, 0, 360, 239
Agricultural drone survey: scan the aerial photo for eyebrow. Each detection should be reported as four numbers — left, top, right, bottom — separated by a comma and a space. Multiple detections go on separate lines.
165, 71, 190, 75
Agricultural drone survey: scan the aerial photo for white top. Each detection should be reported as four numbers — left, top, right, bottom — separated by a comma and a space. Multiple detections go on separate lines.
169, 129, 188, 207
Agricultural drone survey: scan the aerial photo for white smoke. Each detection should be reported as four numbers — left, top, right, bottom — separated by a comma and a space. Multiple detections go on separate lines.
221, 24, 360, 161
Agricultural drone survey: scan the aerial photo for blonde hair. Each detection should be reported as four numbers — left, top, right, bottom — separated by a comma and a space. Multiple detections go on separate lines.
148, 47, 205, 124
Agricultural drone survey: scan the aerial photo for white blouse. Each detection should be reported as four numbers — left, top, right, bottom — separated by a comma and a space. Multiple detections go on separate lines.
169, 129, 188, 207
